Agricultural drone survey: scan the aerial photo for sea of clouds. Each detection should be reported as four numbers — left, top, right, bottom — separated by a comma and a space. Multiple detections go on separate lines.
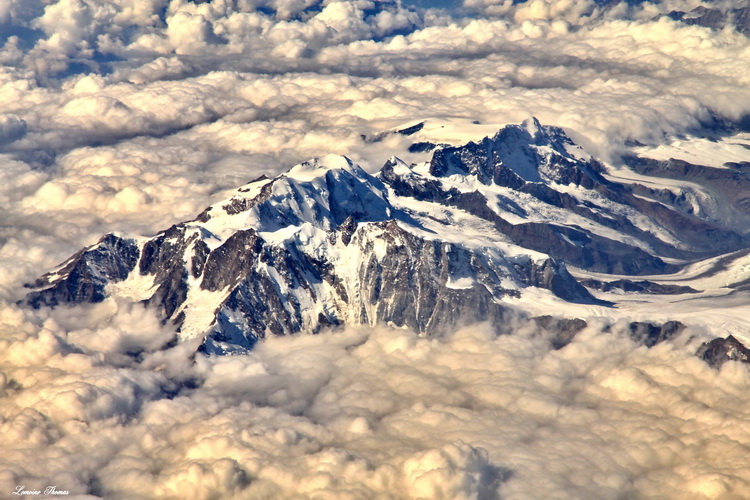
3, 301, 750, 499
2, 0, 750, 498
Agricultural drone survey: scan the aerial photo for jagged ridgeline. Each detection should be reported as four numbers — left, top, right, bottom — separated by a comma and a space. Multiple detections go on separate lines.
24, 119, 746, 354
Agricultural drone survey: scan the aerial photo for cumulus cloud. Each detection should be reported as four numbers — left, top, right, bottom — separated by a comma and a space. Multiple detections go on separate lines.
1, 302, 750, 499
462, 0, 601, 23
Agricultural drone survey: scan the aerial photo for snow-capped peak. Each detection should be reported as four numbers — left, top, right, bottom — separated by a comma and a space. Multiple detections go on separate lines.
284, 154, 362, 182
23, 119, 748, 355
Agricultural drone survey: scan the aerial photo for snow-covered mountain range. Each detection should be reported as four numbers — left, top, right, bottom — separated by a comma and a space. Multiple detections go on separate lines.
23, 118, 750, 358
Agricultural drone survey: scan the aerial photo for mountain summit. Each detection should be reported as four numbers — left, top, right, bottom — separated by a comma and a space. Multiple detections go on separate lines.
24, 119, 745, 354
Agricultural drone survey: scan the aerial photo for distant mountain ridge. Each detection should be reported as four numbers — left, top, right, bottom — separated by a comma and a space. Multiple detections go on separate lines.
24, 119, 748, 354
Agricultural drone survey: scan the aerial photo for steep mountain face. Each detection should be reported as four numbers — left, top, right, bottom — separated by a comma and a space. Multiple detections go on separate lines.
624, 155, 750, 234
593, 0, 750, 36
697, 335, 750, 369
23, 119, 748, 354
668, 5, 750, 36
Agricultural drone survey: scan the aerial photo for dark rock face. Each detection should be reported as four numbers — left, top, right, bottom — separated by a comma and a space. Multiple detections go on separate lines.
352, 221, 514, 334
669, 6, 750, 36
522, 258, 603, 304
626, 321, 685, 348
580, 279, 698, 295
25, 234, 139, 308
533, 318, 686, 350
697, 335, 750, 369
222, 196, 250, 215
533, 316, 589, 349
139, 224, 196, 319
139, 224, 189, 277
408, 142, 439, 153
191, 240, 211, 278
202, 246, 316, 353
200, 230, 262, 292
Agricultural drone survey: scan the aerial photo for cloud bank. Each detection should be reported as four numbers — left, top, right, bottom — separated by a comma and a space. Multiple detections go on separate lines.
2, 1, 750, 498
2, 301, 750, 498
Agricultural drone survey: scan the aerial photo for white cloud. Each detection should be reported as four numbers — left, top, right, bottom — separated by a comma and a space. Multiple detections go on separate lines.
1, 304, 750, 498
463, 0, 600, 24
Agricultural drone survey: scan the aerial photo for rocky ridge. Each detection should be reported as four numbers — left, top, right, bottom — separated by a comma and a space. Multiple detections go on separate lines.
23, 119, 750, 357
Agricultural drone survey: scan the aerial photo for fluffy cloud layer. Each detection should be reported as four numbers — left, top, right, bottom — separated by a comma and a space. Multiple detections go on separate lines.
3, 6, 750, 287
2, 1, 750, 498
2, 301, 750, 499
